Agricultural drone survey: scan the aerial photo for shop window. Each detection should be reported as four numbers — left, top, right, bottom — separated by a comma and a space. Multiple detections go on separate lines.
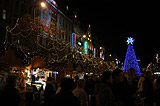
63, 20, 64, 26
65, 33, 67, 41
66, 22, 67, 29
42, 38, 46, 47
17, 40, 20, 44
59, 17, 61, 24
69, 24, 70, 30
2, 9, 6, 20
61, 31, 65, 39
39, 37, 42, 45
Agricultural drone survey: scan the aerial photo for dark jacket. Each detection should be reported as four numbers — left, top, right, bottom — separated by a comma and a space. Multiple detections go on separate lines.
95, 82, 117, 106
0, 85, 19, 106
143, 77, 153, 106
44, 81, 56, 106
52, 90, 80, 106
112, 82, 130, 106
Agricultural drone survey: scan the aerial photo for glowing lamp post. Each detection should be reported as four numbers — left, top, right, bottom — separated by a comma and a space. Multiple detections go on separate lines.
34, 2, 46, 21
83, 34, 86, 38
41, 2, 46, 7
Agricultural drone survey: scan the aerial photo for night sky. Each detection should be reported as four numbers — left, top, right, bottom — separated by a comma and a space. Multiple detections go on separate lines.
71, 0, 159, 66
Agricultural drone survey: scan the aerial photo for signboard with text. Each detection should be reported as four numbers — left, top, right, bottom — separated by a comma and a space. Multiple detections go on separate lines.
40, 0, 57, 38
72, 33, 76, 48
84, 41, 88, 54
94, 48, 96, 58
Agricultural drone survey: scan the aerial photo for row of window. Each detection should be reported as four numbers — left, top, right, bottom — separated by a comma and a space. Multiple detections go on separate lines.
1, 8, 72, 31
2, 9, 6, 20
58, 16, 71, 31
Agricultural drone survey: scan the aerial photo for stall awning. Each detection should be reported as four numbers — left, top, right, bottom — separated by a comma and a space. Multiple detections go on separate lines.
76, 64, 82, 73
0, 48, 25, 67
66, 61, 73, 72
31, 56, 46, 69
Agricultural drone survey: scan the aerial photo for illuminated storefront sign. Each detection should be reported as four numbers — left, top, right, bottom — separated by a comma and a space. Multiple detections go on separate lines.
72, 33, 76, 48
100, 51, 102, 58
40, 0, 57, 38
93, 48, 96, 58
84, 41, 88, 54
78, 42, 81, 46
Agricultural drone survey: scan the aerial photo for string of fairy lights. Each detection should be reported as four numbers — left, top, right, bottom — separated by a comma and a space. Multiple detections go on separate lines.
2, 16, 116, 72
3, 17, 91, 71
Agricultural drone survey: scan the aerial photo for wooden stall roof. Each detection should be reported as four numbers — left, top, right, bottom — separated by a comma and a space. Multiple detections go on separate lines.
0, 48, 25, 67
30, 56, 46, 69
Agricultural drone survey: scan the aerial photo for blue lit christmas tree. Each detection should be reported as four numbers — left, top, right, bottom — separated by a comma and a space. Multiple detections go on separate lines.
123, 37, 141, 76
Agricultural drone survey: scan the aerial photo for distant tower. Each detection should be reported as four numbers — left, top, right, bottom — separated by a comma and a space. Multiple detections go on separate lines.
87, 24, 93, 54
87, 24, 92, 41
156, 53, 159, 63
123, 37, 141, 76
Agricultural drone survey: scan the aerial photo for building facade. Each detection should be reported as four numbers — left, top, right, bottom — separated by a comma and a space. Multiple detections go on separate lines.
0, 0, 106, 67
0, 0, 36, 46
57, 9, 72, 45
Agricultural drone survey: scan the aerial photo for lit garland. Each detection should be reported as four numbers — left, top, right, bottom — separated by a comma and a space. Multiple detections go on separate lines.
3, 16, 103, 72
4, 17, 73, 67
0, 42, 28, 66
3, 17, 90, 72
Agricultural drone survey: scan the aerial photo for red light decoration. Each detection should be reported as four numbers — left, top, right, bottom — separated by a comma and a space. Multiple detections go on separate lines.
75, 14, 77, 18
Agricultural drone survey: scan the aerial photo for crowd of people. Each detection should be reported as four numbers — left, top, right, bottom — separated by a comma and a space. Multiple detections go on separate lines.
43, 68, 160, 106
1, 68, 160, 106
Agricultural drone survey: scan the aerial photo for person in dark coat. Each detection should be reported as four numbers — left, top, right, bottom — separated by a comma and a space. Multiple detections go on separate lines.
44, 77, 56, 106
143, 71, 153, 106
154, 76, 160, 106
95, 71, 117, 106
112, 69, 130, 106
52, 78, 80, 106
72, 79, 88, 106
0, 75, 19, 106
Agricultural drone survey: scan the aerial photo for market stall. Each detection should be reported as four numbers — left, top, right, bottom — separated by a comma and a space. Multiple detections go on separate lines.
0, 47, 26, 89
0, 46, 27, 106
26, 56, 47, 90
25, 67, 57, 90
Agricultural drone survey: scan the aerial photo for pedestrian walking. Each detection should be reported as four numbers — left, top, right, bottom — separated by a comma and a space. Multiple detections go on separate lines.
52, 78, 80, 106
95, 71, 117, 106
143, 71, 153, 106
73, 79, 88, 106
44, 77, 56, 106
0, 75, 19, 106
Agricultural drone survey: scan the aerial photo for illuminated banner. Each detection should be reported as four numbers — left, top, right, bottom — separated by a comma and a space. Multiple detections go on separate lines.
40, 0, 57, 38
72, 33, 76, 48
93, 48, 96, 58
100, 52, 102, 58
84, 41, 88, 54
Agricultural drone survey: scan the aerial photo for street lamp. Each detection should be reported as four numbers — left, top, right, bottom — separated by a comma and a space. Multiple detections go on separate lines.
34, 2, 46, 21
41, 2, 46, 7
83, 35, 86, 38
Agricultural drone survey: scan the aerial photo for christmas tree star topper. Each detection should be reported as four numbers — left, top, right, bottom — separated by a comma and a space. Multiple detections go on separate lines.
127, 37, 134, 45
